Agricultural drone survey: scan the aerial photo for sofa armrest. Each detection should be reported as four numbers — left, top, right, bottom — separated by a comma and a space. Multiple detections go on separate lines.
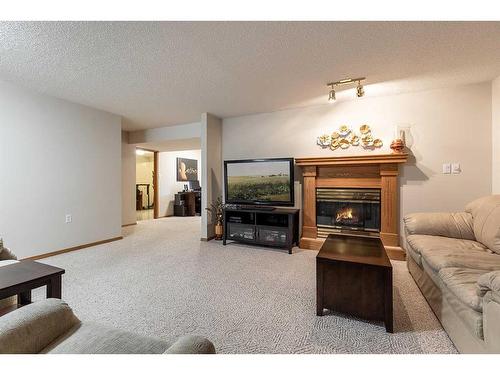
477, 271, 500, 297
478, 271, 500, 352
0, 247, 17, 261
0, 299, 80, 353
403, 212, 475, 240
482, 290, 500, 353
164, 335, 216, 354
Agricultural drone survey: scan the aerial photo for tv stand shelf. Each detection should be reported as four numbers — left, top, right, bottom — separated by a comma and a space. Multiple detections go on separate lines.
223, 207, 300, 254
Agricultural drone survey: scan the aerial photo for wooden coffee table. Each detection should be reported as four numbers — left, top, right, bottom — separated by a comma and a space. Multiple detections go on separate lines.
316, 234, 393, 332
0, 260, 65, 312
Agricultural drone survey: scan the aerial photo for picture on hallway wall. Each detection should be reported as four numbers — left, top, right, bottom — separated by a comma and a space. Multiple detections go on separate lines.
176, 157, 198, 181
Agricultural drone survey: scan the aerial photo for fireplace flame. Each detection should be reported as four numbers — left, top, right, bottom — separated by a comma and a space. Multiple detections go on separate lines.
336, 207, 354, 221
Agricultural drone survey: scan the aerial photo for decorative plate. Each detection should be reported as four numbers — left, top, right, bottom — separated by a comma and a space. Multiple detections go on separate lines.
330, 139, 340, 150
360, 124, 371, 134
339, 125, 351, 136
317, 124, 382, 152
362, 135, 374, 147
339, 139, 350, 149
316, 134, 331, 147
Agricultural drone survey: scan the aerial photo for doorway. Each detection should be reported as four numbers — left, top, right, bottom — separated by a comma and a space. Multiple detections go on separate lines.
135, 148, 159, 221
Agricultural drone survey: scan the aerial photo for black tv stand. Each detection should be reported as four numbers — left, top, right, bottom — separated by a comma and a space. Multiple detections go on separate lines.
238, 205, 276, 211
223, 207, 299, 254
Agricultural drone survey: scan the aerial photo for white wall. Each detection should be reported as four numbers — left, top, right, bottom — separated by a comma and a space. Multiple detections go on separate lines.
493, 76, 500, 194
223, 82, 493, 238
128, 122, 201, 144
122, 131, 137, 226
201, 113, 222, 240
0, 80, 122, 259
158, 149, 201, 217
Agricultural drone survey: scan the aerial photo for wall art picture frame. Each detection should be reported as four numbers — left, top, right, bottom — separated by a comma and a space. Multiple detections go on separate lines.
176, 157, 198, 181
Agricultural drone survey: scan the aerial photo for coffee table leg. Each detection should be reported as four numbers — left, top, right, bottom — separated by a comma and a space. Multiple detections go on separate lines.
18, 290, 32, 305
316, 261, 324, 316
47, 275, 62, 299
384, 269, 393, 333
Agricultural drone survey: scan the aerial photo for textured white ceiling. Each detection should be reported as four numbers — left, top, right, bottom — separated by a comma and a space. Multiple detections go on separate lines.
1, 21, 500, 130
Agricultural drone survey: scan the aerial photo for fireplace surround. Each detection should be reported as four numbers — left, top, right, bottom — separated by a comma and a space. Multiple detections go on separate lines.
296, 153, 408, 257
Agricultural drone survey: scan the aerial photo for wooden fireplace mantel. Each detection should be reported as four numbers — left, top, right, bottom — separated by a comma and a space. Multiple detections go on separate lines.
295, 153, 409, 166
296, 153, 408, 257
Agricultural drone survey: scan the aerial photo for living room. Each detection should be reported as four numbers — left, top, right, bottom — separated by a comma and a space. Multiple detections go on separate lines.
1, 1, 500, 373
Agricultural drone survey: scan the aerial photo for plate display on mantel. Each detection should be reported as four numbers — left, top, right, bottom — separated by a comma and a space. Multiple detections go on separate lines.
316, 124, 383, 151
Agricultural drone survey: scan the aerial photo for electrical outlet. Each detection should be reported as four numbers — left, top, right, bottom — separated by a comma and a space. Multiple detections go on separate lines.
442, 163, 451, 174
452, 163, 461, 174
65, 214, 72, 223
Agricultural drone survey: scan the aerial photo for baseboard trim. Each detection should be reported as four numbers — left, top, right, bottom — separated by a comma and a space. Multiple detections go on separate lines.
200, 236, 216, 242
385, 246, 406, 261
122, 223, 137, 227
24, 236, 123, 260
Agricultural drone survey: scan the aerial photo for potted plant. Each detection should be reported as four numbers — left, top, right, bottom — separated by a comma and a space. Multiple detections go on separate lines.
206, 197, 225, 240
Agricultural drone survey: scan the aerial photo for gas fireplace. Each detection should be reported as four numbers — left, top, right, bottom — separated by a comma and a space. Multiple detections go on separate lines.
316, 188, 381, 238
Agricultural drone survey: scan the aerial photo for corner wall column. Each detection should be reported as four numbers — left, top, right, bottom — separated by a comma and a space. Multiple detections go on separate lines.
200, 113, 223, 241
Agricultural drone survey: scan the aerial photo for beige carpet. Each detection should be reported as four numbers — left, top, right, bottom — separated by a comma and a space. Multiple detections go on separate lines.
33, 216, 457, 353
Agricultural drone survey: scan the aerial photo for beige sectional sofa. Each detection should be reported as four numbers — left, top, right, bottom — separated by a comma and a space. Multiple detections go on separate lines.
404, 195, 500, 353
0, 299, 215, 354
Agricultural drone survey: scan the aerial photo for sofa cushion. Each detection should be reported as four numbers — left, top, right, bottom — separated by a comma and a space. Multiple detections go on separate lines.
404, 212, 475, 240
420, 247, 500, 273
406, 243, 423, 266
441, 282, 485, 340
43, 322, 170, 354
466, 195, 500, 255
407, 235, 487, 256
439, 267, 487, 312
477, 270, 500, 297
0, 246, 17, 261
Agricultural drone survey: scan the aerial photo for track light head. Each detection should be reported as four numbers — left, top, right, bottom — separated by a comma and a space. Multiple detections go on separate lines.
328, 88, 336, 101
356, 81, 364, 97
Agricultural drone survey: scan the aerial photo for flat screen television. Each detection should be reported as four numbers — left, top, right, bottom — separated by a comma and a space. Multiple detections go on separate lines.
224, 158, 294, 206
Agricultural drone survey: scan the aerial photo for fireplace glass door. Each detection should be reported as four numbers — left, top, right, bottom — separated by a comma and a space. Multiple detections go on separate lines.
316, 188, 381, 235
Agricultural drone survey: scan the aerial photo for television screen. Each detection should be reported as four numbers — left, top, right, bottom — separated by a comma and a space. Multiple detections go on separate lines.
224, 158, 294, 206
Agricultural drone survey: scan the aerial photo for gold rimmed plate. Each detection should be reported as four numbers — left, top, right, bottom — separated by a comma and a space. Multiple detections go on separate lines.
339, 125, 351, 136
330, 139, 340, 150
316, 134, 331, 147
339, 139, 350, 149
360, 124, 371, 134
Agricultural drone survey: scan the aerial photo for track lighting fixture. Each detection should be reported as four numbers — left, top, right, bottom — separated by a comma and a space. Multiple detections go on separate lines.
327, 77, 366, 101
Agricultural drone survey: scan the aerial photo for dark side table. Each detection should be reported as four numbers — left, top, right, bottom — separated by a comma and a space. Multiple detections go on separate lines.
316, 234, 393, 332
0, 260, 65, 313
